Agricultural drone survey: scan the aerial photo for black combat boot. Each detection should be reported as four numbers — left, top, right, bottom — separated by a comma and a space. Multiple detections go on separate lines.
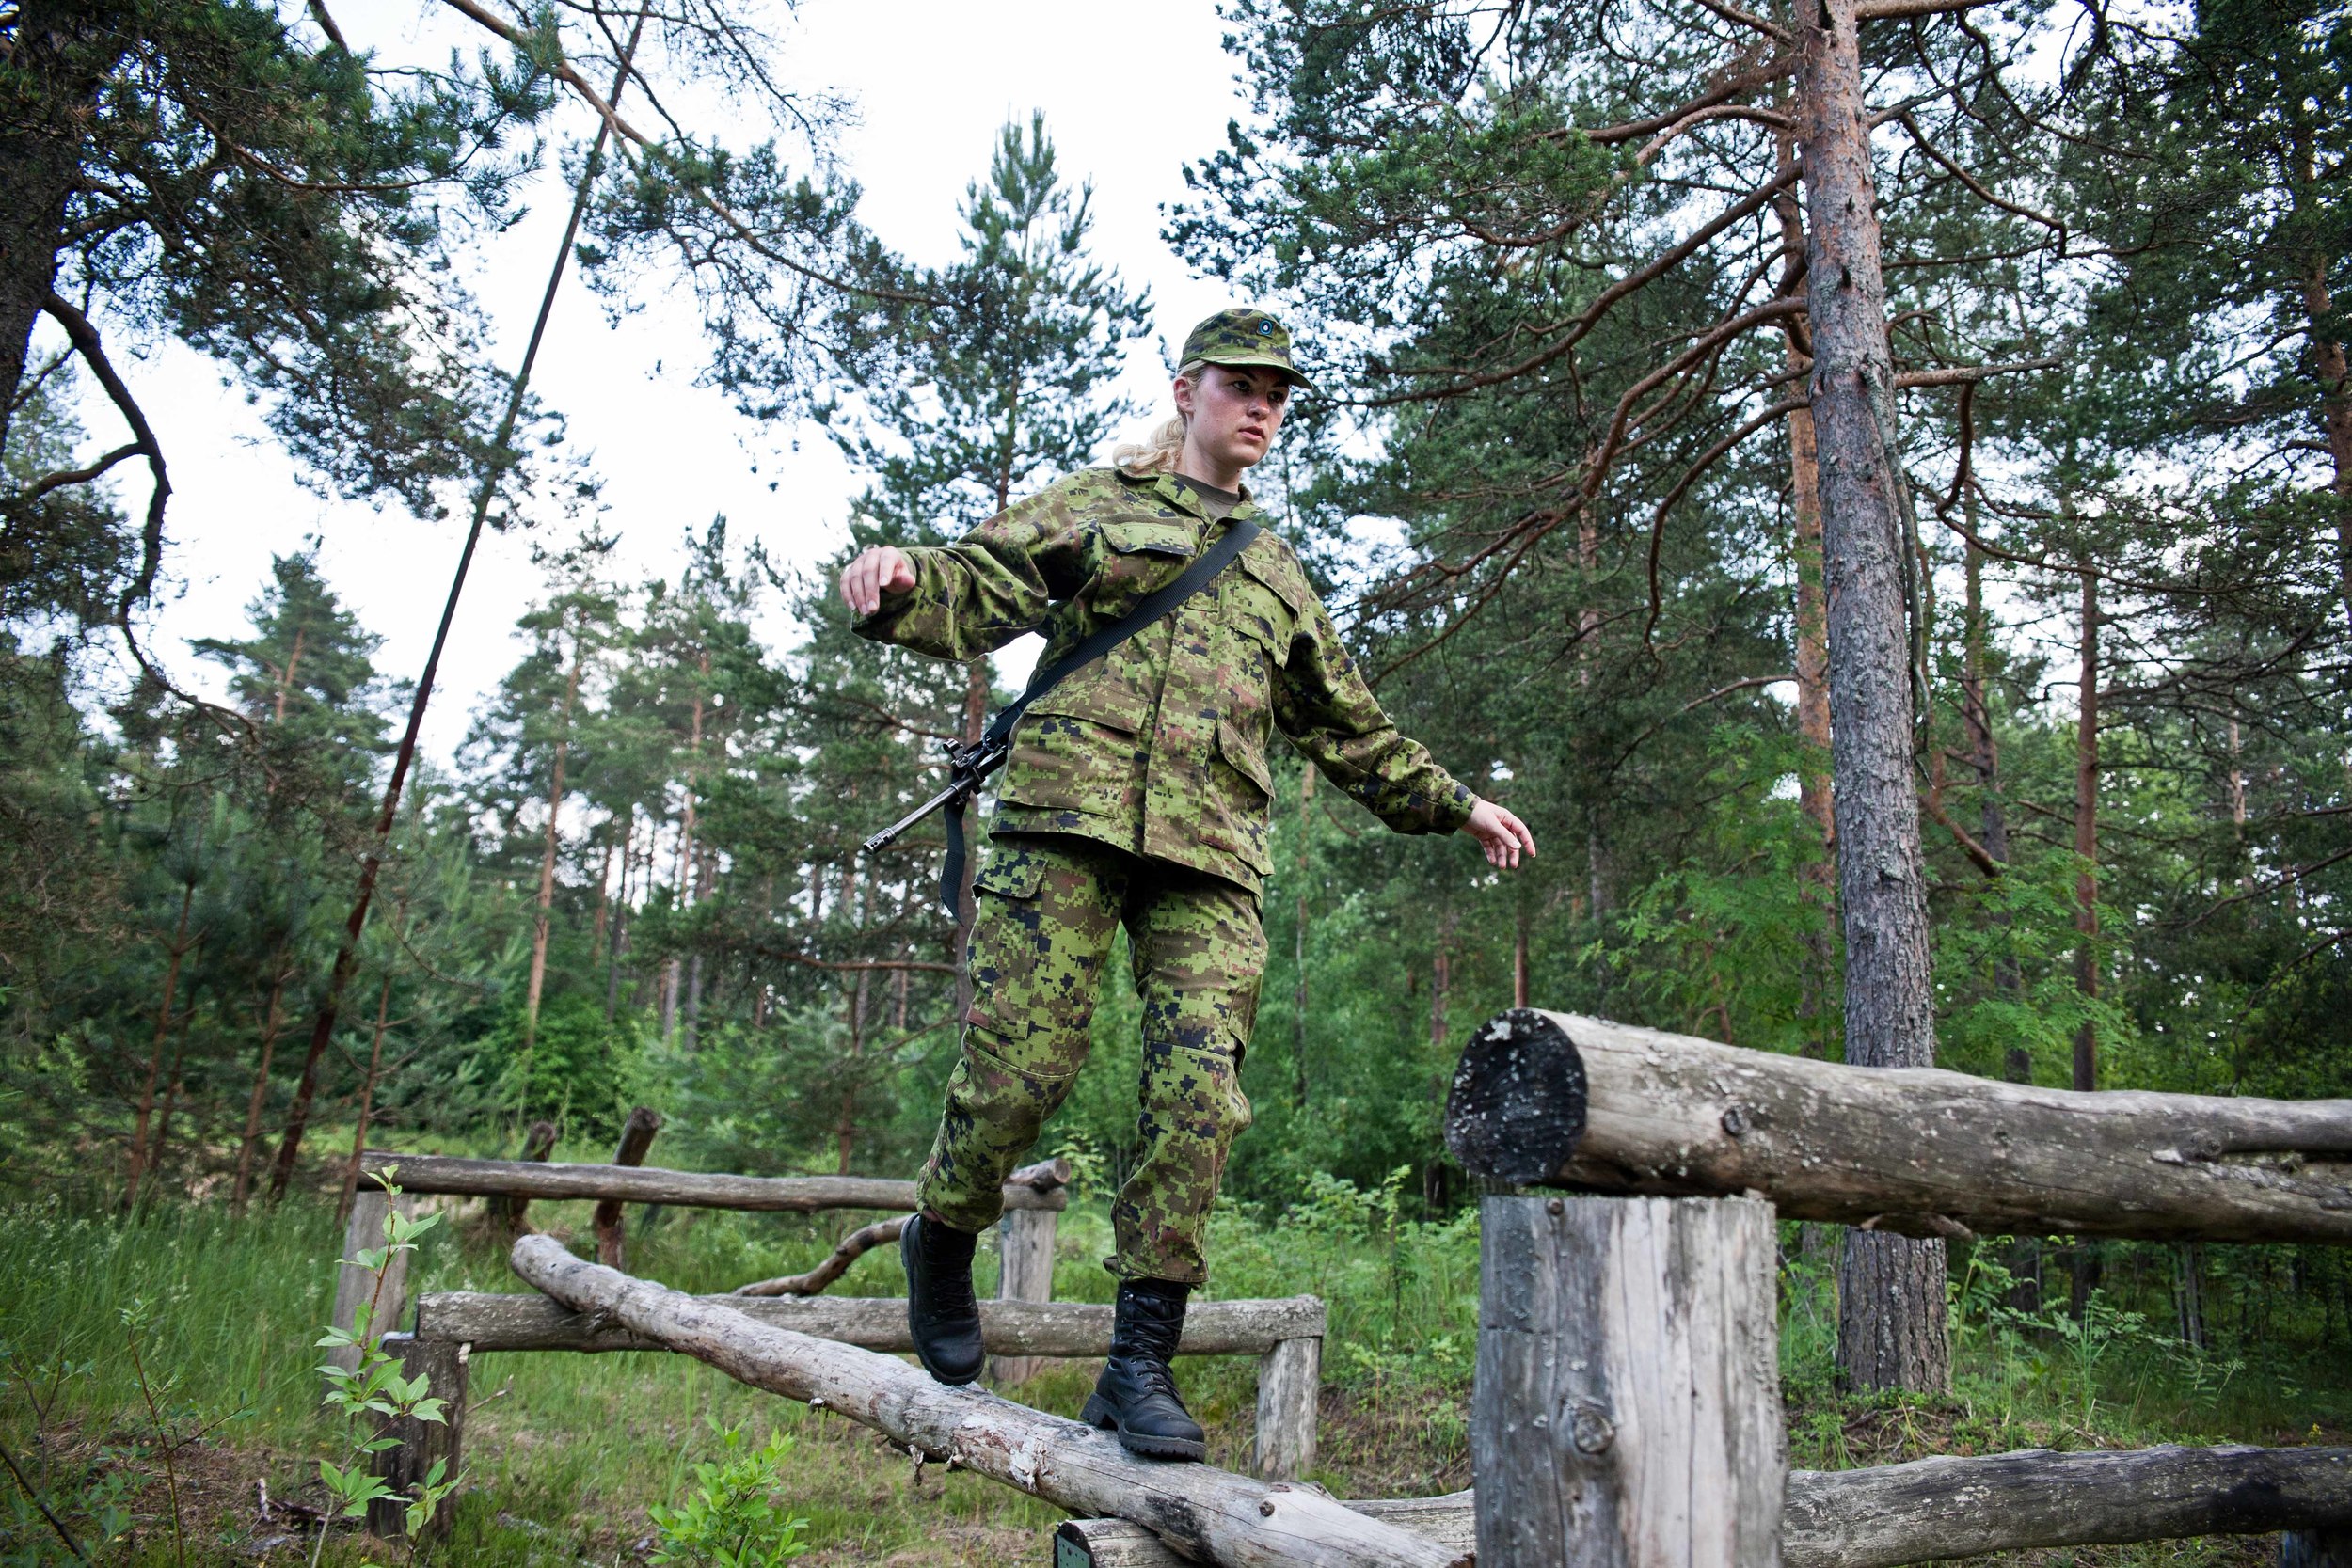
901, 1212, 985, 1386
1081, 1277, 1206, 1461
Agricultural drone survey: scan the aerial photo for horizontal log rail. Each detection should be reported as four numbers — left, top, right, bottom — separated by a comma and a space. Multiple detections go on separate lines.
1443, 1009, 2352, 1243
507, 1236, 1452, 1568
358, 1151, 1069, 1212
1058, 1445, 2352, 1567
415, 1289, 1324, 1357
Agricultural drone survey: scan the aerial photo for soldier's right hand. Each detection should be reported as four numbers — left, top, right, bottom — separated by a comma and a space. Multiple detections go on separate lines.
841, 546, 916, 617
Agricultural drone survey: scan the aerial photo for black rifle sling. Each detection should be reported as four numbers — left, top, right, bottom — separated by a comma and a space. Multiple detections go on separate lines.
936, 515, 1263, 918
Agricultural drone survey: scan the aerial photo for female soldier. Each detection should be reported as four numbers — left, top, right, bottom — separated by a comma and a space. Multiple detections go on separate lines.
838, 309, 1535, 1460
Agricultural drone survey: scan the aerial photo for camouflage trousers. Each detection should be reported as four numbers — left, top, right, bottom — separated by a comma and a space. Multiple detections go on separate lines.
915, 832, 1264, 1284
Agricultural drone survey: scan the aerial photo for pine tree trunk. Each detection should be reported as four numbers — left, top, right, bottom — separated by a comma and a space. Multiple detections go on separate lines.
589, 835, 615, 955
1797, 0, 1948, 1393
128, 879, 197, 1208
2074, 567, 2100, 1095
233, 949, 290, 1213
2301, 264, 2352, 636
338, 970, 395, 1226
606, 815, 635, 1020
146, 990, 196, 1209
0, 3, 107, 455
1963, 538, 2027, 1083
524, 623, 586, 1052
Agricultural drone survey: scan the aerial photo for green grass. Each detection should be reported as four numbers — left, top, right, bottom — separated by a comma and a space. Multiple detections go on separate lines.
3, 1184, 2347, 1565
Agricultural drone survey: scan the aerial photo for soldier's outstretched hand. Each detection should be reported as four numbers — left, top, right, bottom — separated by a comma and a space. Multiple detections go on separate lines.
841, 546, 915, 617
1463, 798, 1536, 869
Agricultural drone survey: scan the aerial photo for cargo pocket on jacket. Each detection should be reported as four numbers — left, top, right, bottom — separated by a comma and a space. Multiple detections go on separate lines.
1204, 718, 1277, 876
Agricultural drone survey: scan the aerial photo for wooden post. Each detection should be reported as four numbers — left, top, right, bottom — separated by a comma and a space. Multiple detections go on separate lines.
1253, 1335, 1320, 1481
491, 1119, 557, 1242
595, 1106, 662, 1268
326, 1187, 416, 1381
1472, 1194, 1784, 1567
366, 1333, 469, 1541
991, 1204, 1058, 1384
2285, 1533, 2352, 1567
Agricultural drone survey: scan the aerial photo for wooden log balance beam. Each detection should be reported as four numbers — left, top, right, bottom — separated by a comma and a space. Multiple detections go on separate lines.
1444, 1008, 2352, 1243
417, 1288, 1323, 1357
412, 1287, 1324, 1483
1057, 1445, 2352, 1567
358, 1150, 1070, 1213
506, 1235, 1455, 1568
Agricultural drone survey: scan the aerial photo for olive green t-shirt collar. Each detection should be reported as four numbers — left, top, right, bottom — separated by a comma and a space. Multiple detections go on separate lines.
1147, 470, 1259, 523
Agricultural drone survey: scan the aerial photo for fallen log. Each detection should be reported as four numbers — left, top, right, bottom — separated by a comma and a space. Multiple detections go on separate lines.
507, 1236, 1456, 1568
1057, 1495, 1473, 1566
1057, 1446, 2352, 1567
1780, 1444, 2352, 1566
359, 1151, 1069, 1213
735, 1215, 906, 1297
1444, 1008, 2352, 1243
416, 1289, 1322, 1356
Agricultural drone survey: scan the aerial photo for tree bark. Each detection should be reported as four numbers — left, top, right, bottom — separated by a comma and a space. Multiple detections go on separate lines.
2302, 264, 2352, 637
2074, 566, 2100, 1094
1797, 0, 1947, 1392
127, 877, 198, 1209
505, 1237, 1421, 1568
1443, 1008, 2352, 1244
605, 813, 634, 1020
267, 20, 645, 1200
232, 945, 292, 1214
523, 615, 587, 1053
1963, 536, 2026, 1067
0, 3, 102, 454
337, 970, 396, 1227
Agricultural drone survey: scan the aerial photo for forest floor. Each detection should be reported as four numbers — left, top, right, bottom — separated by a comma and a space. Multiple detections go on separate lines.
3, 1164, 2345, 1566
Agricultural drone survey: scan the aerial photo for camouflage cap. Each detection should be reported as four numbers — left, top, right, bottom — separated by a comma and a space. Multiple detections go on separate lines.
1180, 308, 1312, 390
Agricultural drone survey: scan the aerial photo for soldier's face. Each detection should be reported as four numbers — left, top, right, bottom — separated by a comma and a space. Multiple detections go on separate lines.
1176, 364, 1291, 475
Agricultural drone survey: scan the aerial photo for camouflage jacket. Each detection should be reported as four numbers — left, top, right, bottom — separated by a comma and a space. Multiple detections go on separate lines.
853, 467, 1475, 895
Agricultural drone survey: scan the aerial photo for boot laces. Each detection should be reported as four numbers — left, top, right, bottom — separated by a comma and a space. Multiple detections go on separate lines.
1133, 1354, 1184, 1406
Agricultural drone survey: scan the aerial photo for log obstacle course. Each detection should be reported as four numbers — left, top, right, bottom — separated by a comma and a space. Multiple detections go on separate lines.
348, 1121, 1327, 1542
364, 1010, 2352, 1565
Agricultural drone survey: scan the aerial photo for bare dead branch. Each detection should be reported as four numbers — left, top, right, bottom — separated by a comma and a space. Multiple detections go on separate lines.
1892, 112, 2068, 243
22, 441, 142, 500
1368, 167, 1801, 404
1635, 103, 1795, 167
437, 0, 939, 308
733, 1215, 907, 1297
1856, 0, 1987, 20
1579, 52, 1799, 146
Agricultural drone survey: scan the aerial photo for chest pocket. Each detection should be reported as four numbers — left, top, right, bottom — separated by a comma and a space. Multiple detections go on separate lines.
1089, 516, 1200, 622
1222, 543, 1308, 667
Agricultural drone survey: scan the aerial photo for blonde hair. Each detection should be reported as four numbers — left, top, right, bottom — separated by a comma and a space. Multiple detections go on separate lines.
1112, 360, 1208, 476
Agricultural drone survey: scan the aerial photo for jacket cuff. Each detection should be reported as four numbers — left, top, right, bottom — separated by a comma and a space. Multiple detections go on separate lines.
1430, 778, 1478, 835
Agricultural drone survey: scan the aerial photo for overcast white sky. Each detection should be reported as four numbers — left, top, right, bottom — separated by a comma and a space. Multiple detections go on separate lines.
80, 0, 1259, 761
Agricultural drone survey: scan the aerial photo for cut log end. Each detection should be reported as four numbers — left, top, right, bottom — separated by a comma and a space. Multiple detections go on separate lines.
1443, 1007, 1587, 1183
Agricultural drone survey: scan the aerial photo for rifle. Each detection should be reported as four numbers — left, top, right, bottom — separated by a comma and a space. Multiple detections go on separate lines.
859, 736, 1009, 859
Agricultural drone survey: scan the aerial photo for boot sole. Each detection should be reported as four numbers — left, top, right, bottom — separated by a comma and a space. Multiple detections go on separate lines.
1081, 1394, 1206, 1461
